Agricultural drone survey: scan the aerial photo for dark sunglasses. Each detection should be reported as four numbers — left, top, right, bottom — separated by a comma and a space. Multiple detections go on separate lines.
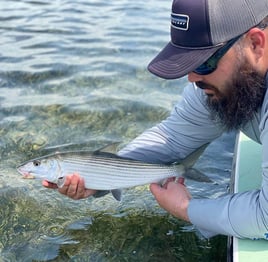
193, 35, 241, 75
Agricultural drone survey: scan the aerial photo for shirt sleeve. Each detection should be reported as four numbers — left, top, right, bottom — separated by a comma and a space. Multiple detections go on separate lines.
188, 190, 268, 239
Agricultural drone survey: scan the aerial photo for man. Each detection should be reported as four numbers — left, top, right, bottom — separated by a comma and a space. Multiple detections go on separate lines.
43, 0, 268, 239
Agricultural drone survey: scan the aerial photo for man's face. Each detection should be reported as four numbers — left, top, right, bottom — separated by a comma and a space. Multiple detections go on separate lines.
196, 58, 266, 130
191, 55, 266, 130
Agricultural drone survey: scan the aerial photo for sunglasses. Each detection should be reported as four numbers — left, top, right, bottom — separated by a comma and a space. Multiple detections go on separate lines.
193, 35, 241, 75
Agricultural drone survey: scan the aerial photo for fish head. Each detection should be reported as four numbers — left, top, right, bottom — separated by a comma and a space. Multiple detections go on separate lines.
17, 157, 59, 183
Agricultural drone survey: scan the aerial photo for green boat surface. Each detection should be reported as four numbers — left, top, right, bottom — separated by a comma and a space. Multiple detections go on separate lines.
228, 132, 268, 262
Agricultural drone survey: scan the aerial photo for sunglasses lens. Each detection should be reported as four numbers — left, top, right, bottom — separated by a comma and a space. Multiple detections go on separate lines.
194, 62, 215, 75
193, 35, 241, 75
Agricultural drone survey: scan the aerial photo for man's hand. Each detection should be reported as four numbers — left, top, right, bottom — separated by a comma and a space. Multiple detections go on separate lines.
42, 173, 96, 200
150, 177, 191, 222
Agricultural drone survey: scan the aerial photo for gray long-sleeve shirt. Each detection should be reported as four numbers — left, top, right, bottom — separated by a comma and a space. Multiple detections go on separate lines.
118, 78, 268, 240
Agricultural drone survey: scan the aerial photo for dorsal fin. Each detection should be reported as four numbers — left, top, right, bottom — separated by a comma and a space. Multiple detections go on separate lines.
94, 142, 121, 155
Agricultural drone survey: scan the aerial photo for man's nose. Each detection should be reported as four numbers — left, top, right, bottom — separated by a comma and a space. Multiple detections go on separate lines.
188, 72, 204, 83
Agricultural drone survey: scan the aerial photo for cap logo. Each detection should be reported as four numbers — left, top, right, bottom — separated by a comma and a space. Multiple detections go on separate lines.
171, 13, 189, 31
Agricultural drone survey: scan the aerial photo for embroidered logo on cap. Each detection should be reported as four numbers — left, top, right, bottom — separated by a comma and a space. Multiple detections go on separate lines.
171, 13, 189, 31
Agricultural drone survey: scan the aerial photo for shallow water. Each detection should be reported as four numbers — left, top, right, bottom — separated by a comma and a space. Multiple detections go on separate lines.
0, 0, 235, 261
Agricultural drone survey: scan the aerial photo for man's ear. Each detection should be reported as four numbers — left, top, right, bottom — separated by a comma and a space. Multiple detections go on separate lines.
246, 28, 266, 61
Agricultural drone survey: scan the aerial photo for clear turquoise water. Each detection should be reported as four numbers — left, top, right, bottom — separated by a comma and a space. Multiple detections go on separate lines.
0, 0, 235, 261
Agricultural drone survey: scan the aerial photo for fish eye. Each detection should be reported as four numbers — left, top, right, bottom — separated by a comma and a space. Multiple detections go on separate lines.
33, 160, 41, 167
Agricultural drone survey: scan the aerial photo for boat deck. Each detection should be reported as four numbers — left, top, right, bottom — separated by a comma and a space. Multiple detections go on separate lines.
228, 132, 268, 262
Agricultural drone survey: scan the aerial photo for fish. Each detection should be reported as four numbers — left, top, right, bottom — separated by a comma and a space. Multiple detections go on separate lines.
17, 143, 210, 201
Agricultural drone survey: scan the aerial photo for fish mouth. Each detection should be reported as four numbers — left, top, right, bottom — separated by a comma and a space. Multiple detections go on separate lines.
22, 173, 35, 179
17, 168, 35, 179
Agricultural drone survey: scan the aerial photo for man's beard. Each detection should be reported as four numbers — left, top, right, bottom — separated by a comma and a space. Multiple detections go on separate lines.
198, 62, 266, 130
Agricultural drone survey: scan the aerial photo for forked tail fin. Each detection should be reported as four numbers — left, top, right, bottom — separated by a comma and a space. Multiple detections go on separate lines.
180, 143, 209, 169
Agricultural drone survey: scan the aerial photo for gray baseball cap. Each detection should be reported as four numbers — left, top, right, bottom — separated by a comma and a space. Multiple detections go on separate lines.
148, 0, 268, 79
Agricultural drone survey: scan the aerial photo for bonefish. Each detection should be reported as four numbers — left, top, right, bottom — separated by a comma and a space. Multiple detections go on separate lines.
17, 143, 210, 200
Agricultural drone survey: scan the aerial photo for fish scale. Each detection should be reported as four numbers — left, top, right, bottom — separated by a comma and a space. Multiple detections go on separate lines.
59, 155, 183, 189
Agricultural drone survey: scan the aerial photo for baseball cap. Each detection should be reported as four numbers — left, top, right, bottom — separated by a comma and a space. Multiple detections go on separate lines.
148, 0, 268, 79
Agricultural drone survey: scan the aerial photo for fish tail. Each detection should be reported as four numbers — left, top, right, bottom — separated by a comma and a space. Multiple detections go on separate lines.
180, 143, 209, 169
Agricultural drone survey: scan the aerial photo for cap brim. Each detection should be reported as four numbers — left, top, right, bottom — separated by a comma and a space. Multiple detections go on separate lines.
147, 42, 222, 79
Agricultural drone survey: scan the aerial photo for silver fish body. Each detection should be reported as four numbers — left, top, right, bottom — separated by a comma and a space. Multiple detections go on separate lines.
17, 144, 209, 200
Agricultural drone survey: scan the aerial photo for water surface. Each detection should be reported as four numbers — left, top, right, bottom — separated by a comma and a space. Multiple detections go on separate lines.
0, 0, 234, 261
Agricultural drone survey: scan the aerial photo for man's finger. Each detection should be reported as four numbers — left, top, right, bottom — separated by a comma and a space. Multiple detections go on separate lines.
162, 177, 176, 189
150, 183, 166, 199
61, 174, 80, 196
42, 180, 58, 189
177, 177, 185, 186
